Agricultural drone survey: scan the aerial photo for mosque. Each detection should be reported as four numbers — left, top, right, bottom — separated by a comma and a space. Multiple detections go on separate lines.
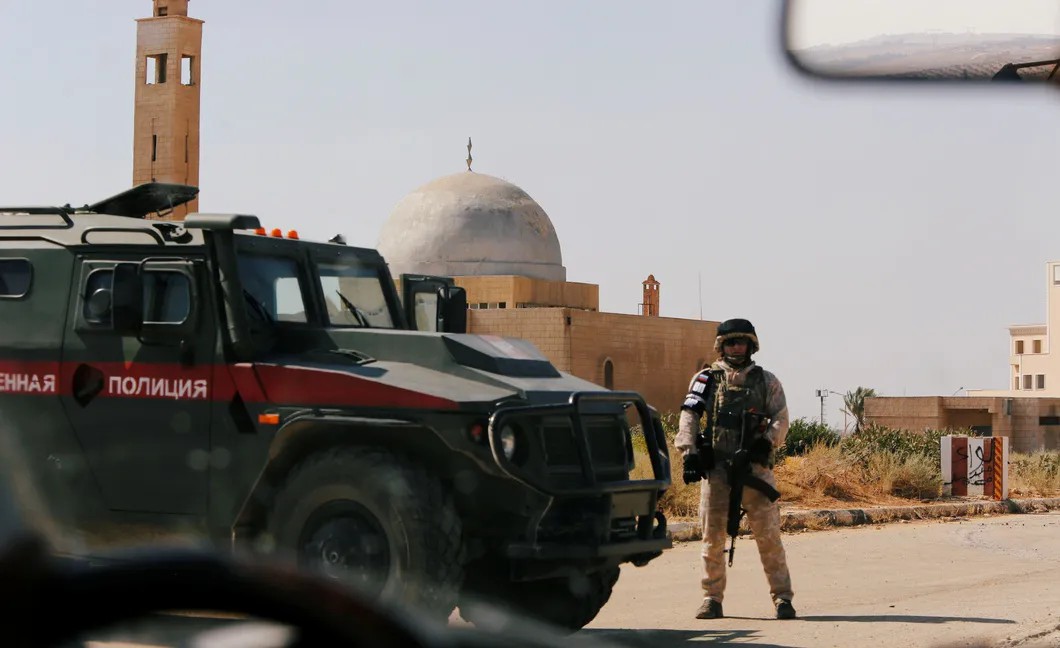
130, 0, 721, 414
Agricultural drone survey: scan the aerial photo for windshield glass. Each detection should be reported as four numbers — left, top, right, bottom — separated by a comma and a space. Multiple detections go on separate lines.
236, 250, 395, 329
316, 257, 395, 329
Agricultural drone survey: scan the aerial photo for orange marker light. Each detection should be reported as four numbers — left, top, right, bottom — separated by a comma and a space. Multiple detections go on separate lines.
270, 228, 282, 237
287, 230, 299, 239
254, 227, 266, 235
258, 413, 280, 425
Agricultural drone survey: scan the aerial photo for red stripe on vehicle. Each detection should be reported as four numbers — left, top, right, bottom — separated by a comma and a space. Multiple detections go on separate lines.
0, 359, 457, 411
251, 364, 458, 410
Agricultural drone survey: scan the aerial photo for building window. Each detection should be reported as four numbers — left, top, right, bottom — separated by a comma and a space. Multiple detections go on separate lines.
1015, 376, 1021, 390
1023, 375, 1033, 390
181, 55, 194, 85
1054, 265, 1060, 284
1038, 375, 1046, 390
603, 359, 614, 390
1034, 339, 1042, 354
157, 5, 168, 16
1016, 340, 1025, 354
1040, 416, 1060, 426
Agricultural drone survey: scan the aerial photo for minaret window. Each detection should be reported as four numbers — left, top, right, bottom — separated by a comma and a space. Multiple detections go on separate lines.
146, 54, 167, 84
181, 56, 194, 85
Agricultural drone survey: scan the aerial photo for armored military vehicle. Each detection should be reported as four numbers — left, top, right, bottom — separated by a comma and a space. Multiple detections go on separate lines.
0, 182, 672, 631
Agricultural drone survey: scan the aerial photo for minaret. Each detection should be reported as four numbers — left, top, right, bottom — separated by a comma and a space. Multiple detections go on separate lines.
132, 0, 203, 220
641, 274, 660, 317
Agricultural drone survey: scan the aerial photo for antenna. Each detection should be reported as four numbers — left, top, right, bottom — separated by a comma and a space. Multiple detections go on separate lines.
698, 272, 703, 320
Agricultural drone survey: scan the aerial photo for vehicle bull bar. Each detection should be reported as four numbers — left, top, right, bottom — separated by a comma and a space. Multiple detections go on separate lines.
487, 391, 671, 497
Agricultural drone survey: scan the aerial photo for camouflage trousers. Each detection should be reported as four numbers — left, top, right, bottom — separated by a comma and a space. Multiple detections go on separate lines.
698, 463, 793, 604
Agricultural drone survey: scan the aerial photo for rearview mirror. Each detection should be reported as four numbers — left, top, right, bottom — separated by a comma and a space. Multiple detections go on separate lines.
783, 0, 1060, 84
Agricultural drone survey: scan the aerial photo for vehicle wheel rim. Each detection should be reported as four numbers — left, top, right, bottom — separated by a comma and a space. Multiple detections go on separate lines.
299, 501, 392, 596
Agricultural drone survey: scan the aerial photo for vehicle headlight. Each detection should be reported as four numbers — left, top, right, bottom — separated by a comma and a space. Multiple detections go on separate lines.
500, 425, 517, 460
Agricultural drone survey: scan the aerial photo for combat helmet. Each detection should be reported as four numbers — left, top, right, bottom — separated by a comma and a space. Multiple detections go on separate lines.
713, 318, 760, 354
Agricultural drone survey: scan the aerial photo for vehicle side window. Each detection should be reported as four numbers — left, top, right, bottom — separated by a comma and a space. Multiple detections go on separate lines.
83, 268, 191, 326
0, 258, 32, 298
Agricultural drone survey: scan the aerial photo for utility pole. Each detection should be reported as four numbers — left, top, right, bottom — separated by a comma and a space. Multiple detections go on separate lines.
815, 389, 827, 426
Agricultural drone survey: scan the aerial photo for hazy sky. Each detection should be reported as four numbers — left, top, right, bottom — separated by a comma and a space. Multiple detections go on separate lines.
2, 1, 1060, 425
788, 0, 1060, 48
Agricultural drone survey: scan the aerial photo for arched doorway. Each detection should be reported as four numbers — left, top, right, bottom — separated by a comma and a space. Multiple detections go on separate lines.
603, 359, 614, 389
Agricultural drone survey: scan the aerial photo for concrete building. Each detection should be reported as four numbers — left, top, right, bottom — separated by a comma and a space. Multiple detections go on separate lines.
378, 166, 721, 415
133, 0, 203, 220
865, 261, 1060, 452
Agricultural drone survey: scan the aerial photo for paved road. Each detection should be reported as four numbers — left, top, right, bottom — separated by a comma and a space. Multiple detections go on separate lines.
583, 511, 1060, 648
82, 512, 1060, 647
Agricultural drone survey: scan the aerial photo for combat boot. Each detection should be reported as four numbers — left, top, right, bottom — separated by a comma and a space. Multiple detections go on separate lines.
775, 598, 796, 619
695, 599, 724, 619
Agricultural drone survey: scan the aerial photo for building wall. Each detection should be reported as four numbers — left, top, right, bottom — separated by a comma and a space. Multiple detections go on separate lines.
133, 9, 203, 220
864, 395, 1060, 453
567, 310, 719, 415
455, 276, 599, 311
1002, 261, 1060, 394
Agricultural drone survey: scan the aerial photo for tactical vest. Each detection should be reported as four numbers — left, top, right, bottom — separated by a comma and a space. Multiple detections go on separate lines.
706, 364, 768, 459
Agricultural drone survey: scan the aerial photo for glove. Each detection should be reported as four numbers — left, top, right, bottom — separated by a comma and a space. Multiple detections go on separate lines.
682, 447, 715, 484
749, 437, 774, 466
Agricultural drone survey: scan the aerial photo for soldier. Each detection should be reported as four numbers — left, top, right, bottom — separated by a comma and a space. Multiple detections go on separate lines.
674, 318, 796, 620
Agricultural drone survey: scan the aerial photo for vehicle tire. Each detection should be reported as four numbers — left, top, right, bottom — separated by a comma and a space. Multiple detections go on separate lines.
458, 565, 620, 633
266, 447, 464, 620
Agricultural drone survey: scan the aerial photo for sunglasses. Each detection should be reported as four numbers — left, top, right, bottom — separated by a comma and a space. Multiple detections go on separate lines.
722, 338, 748, 347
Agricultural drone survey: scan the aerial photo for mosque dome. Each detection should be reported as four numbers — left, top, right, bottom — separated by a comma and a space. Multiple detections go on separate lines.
376, 171, 566, 282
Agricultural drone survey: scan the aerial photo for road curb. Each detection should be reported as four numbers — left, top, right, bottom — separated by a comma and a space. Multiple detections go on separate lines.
666, 497, 1060, 542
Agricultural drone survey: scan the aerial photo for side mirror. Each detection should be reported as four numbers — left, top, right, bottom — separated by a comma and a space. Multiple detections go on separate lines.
111, 263, 143, 334
400, 274, 468, 333
440, 286, 467, 334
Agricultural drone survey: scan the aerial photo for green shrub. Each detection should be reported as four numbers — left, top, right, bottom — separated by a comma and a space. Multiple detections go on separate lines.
779, 418, 840, 456
839, 423, 960, 465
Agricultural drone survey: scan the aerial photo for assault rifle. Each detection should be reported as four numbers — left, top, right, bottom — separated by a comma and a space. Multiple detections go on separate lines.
726, 408, 781, 567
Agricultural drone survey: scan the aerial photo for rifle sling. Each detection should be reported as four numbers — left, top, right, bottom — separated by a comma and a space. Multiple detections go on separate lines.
743, 474, 781, 502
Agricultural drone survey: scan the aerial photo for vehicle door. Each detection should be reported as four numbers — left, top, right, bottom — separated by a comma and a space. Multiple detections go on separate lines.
60, 252, 216, 515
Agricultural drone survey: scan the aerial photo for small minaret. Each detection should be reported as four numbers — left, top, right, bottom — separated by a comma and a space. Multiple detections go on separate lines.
132, 0, 203, 220
641, 274, 660, 317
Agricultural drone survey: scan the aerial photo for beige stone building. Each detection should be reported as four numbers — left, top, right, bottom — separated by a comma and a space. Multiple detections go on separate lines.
378, 169, 721, 415
133, 0, 203, 220
865, 261, 1060, 452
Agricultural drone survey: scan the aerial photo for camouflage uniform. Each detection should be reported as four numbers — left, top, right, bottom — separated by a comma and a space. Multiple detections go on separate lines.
674, 319, 795, 619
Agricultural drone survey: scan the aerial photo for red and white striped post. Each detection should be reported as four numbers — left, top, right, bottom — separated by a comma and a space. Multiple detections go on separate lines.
940, 436, 1009, 500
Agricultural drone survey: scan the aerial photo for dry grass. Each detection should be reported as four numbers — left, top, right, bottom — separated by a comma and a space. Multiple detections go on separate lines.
642, 441, 946, 520
1008, 451, 1060, 498
634, 430, 1060, 522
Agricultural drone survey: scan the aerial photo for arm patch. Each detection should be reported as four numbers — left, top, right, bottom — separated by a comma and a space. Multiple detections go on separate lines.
681, 370, 715, 415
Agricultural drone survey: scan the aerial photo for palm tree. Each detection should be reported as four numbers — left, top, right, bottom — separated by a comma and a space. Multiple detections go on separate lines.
843, 387, 878, 433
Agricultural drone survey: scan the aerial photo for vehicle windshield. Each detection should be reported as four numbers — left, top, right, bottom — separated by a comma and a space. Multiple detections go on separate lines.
236, 249, 396, 329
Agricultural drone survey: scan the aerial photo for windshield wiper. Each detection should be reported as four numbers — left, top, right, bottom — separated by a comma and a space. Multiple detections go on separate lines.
335, 290, 372, 328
